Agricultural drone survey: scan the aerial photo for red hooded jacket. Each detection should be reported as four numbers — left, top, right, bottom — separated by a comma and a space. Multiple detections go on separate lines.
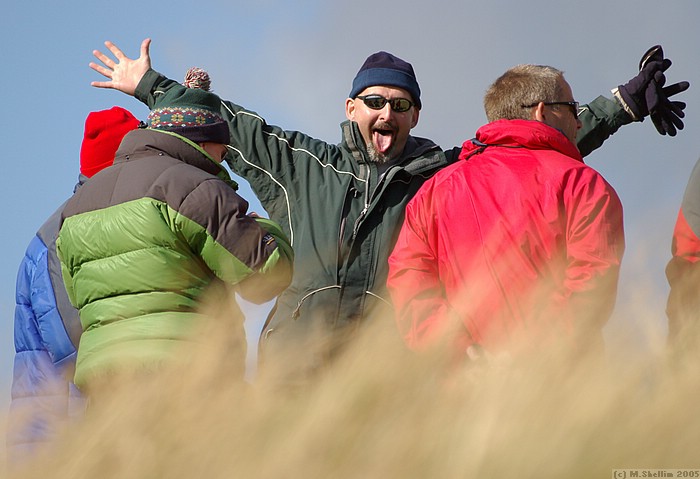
666, 157, 700, 347
387, 120, 625, 356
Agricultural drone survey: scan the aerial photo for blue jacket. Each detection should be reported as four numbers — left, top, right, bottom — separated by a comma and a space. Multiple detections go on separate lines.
9, 179, 87, 458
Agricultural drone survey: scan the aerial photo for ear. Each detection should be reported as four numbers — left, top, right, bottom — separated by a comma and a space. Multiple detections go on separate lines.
532, 102, 546, 122
345, 98, 356, 121
411, 108, 420, 129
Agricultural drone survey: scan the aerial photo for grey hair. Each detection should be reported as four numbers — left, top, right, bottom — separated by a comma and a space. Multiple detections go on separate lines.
483, 64, 565, 123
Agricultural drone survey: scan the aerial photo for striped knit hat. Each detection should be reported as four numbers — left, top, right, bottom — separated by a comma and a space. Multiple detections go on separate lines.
147, 68, 230, 144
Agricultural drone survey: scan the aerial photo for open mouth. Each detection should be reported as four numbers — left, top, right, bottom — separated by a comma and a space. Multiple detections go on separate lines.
372, 127, 396, 154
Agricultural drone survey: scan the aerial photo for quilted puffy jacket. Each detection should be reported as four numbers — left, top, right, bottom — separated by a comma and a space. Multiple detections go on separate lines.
10, 195, 86, 458
57, 128, 293, 389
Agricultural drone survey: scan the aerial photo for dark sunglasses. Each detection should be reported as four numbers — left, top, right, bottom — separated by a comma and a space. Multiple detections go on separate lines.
356, 95, 414, 113
522, 101, 580, 119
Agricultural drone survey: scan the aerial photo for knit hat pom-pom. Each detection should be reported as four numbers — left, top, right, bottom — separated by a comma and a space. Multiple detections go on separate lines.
184, 67, 211, 91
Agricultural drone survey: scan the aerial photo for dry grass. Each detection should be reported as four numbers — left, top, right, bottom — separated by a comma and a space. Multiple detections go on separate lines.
4, 297, 700, 479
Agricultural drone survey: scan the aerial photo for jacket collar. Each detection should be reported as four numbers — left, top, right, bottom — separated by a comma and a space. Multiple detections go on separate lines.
115, 129, 238, 189
459, 119, 583, 163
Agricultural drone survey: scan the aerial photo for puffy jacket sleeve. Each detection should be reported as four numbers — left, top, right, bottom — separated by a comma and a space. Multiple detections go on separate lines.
576, 95, 632, 158
8, 233, 85, 460
666, 157, 700, 348
387, 182, 460, 349
176, 178, 293, 304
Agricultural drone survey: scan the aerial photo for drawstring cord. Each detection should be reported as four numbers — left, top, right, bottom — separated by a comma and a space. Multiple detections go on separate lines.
462, 138, 525, 162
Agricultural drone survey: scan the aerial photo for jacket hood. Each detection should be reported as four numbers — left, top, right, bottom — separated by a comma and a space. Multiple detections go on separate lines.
116, 128, 227, 178
459, 119, 583, 163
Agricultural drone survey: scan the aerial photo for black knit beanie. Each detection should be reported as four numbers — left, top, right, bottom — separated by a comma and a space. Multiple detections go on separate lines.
349, 51, 421, 109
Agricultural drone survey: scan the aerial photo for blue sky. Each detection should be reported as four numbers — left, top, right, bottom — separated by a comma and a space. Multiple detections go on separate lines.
1, 1, 699, 409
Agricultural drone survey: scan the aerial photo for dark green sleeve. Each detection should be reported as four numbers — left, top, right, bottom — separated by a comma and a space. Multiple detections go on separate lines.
134, 69, 180, 109
576, 95, 634, 158
134, 69, 327, 220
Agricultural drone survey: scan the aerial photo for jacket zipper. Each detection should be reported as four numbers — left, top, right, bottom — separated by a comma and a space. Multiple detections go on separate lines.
351, 163, 371, 241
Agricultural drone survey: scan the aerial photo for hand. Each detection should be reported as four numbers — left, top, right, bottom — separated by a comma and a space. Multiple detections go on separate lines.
89, 38, 152, 96
617, 45, 690, 136
646, 73, 690, 136
617, 57, 672, 120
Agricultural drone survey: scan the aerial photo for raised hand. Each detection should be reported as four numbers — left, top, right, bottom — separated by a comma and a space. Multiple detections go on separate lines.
646, 70, 689, 137
616, 45, 690, 136
616, 56, 672, 120
90, 38, 152, 95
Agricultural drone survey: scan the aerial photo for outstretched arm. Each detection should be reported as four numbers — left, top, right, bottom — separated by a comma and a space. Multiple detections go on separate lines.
576, 44, 690, 157
90, 38, 152, 95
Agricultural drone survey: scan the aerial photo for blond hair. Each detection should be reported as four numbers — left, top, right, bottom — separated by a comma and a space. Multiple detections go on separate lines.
483, 64, 565, 122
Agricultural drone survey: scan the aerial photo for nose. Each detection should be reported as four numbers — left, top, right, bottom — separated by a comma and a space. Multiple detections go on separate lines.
378, 102, 395, 119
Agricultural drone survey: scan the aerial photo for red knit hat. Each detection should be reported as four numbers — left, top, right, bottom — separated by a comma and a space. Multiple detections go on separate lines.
80, 106, 140, 177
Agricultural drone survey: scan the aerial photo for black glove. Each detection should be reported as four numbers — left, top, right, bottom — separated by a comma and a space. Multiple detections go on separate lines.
617, 56, 670, 119
617, 45, 690, 136
646, 71, 689, 136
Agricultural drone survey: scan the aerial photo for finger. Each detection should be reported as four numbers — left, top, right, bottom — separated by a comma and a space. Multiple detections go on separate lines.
668, 111, 685, 131
666, 101, 686, 118
641, 59, 667, 74
89, 61, 113, 79
666, 121, 678, 136
672, 100, 686, 112
662, 81, 691, 97
660, 58, 672, 73
650, 112, 666, 135
660, 114, 676, 136
140, 38, 152, 60
104, 40, 127, 62
639, 45, 664, 70
92, 49, 116, 69
656, 111, 681, 136
653, 70, 666, 88
637, 60, 664, 83
90, 80, 115, 90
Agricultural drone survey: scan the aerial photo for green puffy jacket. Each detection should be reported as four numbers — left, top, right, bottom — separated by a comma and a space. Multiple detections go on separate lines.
57, 128, 293, 389
135, 70, 632, 380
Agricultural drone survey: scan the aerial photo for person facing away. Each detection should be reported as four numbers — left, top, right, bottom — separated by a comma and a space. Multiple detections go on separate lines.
666, 155, 700, 359
87, 39, 685, 383
9, 107, 141, 459
387, 65, 626, 360
56, 76, 293, 395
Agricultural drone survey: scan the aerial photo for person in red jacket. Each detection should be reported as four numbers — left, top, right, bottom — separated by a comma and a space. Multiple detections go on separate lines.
387, 64, 625, 361
666, 157, 700, 357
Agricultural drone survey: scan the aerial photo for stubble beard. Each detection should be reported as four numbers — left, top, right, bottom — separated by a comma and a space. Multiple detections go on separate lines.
366, 120, 401, 164
366, 142, 397, 164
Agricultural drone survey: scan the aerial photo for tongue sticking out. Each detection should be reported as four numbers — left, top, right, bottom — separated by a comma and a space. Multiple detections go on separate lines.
373, 130, 394, 154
